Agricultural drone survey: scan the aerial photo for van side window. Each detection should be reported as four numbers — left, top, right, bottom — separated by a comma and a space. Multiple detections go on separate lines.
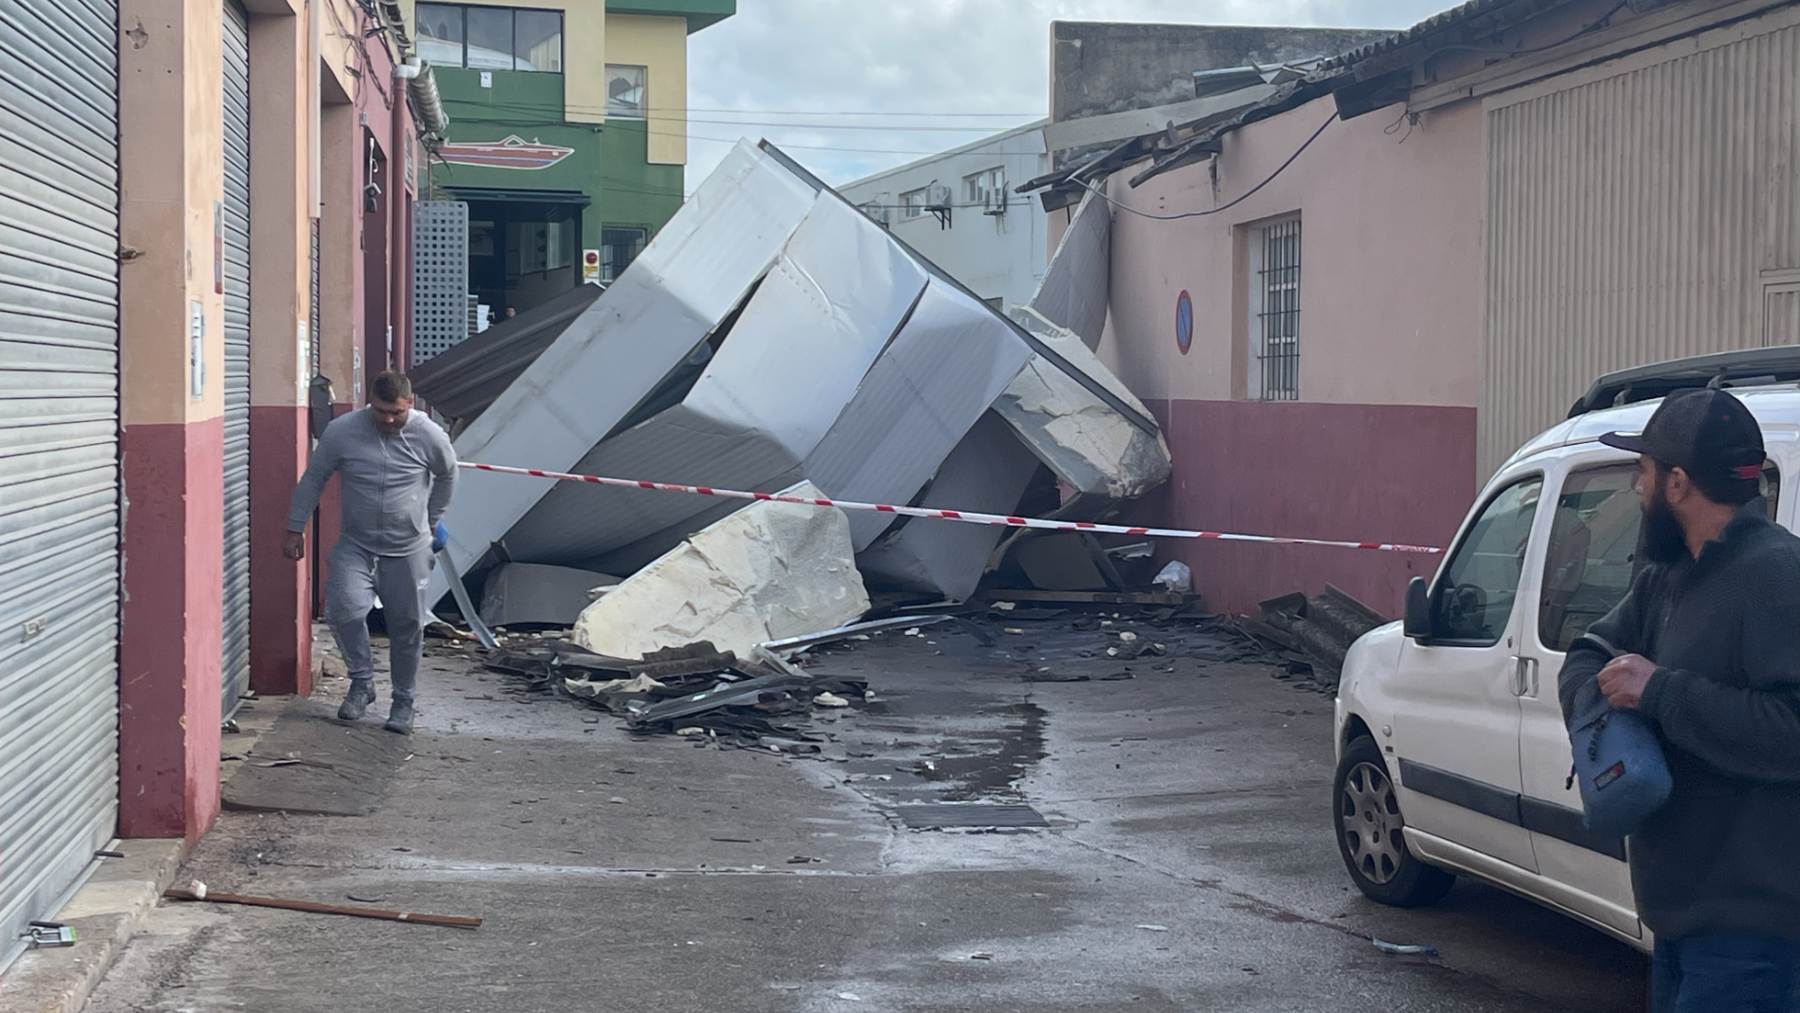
1538, 460, 1781, 652
1538, 464, 1640, 652
1434, 477, 1542, 645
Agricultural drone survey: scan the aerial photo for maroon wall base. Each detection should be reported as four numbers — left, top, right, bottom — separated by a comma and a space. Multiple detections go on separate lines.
118, 417, 224, 841
1138, 399, 1477, 617
249, 404, 312, 697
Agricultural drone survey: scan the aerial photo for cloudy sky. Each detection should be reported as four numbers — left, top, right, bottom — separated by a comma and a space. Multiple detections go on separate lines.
682, 0, 1454, 188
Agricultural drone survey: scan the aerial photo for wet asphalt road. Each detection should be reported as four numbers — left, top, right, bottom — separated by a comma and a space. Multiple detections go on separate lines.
84, 614, 1646, 1012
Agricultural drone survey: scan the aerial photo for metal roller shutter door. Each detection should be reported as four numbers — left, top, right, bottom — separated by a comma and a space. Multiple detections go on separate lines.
221, 0, 252, 717
0, 0, 122, 972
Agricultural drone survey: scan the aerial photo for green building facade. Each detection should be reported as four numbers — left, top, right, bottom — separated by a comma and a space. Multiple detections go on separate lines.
415, 0, 731, 316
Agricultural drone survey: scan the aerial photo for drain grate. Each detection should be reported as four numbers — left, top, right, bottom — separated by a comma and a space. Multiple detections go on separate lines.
895, 803, 1048, 829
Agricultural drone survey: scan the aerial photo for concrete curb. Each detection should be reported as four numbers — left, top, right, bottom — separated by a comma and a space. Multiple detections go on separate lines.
0, 839, 186, 1013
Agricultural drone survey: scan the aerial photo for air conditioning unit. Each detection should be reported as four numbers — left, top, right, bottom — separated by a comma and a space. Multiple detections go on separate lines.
927, 183, 953, 209
872, 204, 892, 226
983, 184, 1007, 216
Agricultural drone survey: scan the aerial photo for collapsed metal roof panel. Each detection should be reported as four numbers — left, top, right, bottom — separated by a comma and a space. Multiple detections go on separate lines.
1026, 190, 1111, 349
800, 278, 1034, 548
411, 283, 603, 421
497, 195, 935, 566
426, 141, 820, 605
755, 141, 1159, 438
430, 137, 1172, 606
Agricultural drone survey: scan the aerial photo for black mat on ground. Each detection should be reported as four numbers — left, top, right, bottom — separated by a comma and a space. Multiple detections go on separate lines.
221, 699, 411, 816
894, 803, 1049, 829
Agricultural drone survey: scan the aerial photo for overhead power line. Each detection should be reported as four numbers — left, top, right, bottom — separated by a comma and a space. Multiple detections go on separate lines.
443, 97, 1038, 132
1075, 112, 1335, 221
439, 113, 1051, 158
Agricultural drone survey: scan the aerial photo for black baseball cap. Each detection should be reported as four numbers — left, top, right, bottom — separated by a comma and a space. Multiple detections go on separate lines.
1599, 387, 1766, 482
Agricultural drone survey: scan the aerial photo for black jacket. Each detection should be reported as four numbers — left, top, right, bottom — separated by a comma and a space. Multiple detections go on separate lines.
1559, 498, 1800, 941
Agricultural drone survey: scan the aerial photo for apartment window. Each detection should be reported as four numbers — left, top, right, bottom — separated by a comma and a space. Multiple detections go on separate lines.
606, 65, 648, 118
416, 4, 562, 73
1249, 215, 1301, 400
514, 10, 563, 72
899, 187, 928, 220
962, 167, 1006, 210
601, 226, 648, 283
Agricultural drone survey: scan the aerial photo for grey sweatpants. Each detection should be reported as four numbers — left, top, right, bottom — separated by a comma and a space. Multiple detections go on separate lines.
325, 540, 433, 704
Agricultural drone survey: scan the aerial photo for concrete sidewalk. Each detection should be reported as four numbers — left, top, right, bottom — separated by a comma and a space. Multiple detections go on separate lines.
80, 620, 1645, 1012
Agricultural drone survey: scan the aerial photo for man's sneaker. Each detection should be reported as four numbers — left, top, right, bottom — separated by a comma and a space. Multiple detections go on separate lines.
337, 681, 376, 721
384, 700, 414, 736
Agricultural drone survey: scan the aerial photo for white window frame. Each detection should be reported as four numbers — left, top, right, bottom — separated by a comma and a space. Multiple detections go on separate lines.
899, 187, 928, 221
605, 63, 648, 119
961, 166, 1006, 211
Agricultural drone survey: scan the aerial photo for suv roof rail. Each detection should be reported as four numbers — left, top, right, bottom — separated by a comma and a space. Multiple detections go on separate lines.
1567, 345, 1800, 418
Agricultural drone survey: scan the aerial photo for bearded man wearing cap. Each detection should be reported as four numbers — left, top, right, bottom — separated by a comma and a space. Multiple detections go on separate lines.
1558, 387, 1800, 1012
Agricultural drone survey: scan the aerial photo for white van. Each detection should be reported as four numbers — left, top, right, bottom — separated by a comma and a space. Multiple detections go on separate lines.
1331, 351, 1797, 950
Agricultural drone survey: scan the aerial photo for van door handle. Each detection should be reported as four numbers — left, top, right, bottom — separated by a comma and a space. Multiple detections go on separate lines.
1511, 656, 1539, 698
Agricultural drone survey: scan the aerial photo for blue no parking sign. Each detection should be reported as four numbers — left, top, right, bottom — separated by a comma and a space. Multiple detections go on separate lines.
1175, 289, 1193, 354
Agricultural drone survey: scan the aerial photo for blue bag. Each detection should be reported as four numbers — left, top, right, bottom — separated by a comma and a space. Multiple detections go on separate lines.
1566, 635, 1673, 838
1570, 709, 1672, 838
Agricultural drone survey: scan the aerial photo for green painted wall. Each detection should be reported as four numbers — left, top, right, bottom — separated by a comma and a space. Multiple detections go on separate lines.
427, 69, 691, 251
598, 120, 683, 241
431, 68, 604, 246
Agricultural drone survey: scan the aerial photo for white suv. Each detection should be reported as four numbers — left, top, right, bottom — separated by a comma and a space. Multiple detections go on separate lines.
1332, 363, 1795, 950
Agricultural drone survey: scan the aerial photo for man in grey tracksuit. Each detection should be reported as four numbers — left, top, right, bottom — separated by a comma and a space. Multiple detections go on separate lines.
285, 371, 456, 735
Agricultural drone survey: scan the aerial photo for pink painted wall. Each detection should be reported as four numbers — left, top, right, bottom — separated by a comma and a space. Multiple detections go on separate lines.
1092, 96, 1487, 614
1135, 399, 1475, 616
1101, 95, 1483, 408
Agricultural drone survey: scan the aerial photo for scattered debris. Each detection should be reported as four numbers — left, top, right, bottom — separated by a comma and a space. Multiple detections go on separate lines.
813, 692, 850, 708
762, 615, 950, 658
565, 673, 668, 698
23, 922, 76, 948
1372, 939, 1440, 958
165, 882, 481, 929
1256, 584, 1391, 688
970, 952, 995, 961
1153, 560, 1192, 593
1136, 924, 1171, 932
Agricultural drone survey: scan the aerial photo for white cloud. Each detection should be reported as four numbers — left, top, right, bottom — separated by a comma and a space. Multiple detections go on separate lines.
682, 0, 1454, 188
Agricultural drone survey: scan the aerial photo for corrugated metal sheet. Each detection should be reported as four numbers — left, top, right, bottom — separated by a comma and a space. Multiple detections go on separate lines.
1767, 284, 1800, 345
1481, 17, 1800, 477
0, 0, 121, 972
220, 0, 251, 717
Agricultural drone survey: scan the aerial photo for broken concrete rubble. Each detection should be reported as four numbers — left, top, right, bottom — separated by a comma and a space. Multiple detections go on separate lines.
572, 482, 871, 661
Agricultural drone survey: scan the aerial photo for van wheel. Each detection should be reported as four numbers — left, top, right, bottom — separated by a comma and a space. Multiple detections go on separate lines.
1335, 735, 1454, 907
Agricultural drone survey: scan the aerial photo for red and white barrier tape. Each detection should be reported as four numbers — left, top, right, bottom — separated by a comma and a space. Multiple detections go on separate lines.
457, 461, 1444, 555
